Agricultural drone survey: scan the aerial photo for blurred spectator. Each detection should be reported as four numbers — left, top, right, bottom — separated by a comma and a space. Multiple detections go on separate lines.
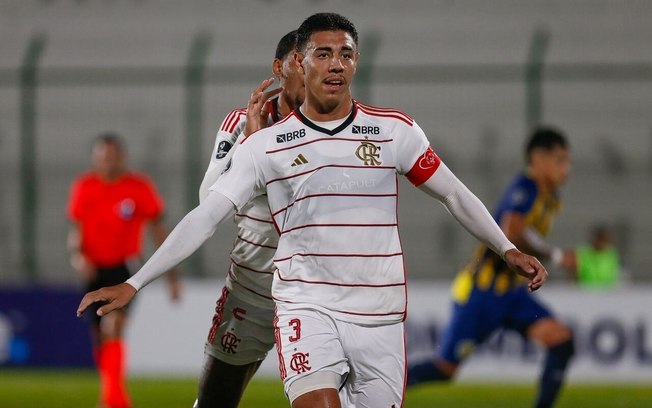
67, 132, 180, 408
575, 224, 621, 290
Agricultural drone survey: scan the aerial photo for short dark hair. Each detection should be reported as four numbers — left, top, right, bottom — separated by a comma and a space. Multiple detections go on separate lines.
296, 13, 358, 52
526, 126, 568, 159
275, 30, 298, 60
93, 132, 125, 152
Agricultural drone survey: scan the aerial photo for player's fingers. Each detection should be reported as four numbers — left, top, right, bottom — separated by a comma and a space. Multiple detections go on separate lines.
76, 290, 105, 317
97, 301, 118, 317
262, 87, 283, 101
248, 91, 264, 108
251, 77, 276, 97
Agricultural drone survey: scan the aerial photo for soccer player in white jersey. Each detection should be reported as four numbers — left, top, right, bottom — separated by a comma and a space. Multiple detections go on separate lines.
192, 30, 304, 408
77, 13, 548, 408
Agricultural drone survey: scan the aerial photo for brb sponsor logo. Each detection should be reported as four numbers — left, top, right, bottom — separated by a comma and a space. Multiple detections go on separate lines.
352, 125, 380, 135
277, 129, 306, 143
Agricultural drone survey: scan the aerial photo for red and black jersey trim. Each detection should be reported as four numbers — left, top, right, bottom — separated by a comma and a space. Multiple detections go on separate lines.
295, 101, 358, 136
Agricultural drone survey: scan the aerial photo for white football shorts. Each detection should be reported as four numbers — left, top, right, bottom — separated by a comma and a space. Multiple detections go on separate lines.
274, 304, 406, 407
204, 287, 275, 365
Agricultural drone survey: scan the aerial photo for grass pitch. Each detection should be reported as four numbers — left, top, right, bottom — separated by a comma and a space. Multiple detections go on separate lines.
0, 369, 650, 407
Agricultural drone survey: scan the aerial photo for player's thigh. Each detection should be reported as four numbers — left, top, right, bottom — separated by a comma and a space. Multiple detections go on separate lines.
504, 287, 569, 346
275, 307, 348, 402
339, 321, 405, 408
438, 294, 503, 364
205, 289, 276, 365
99, 308, 128, 340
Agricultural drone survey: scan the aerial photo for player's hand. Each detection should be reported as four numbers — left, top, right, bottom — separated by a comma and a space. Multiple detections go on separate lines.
76, 282, 137, 318
244, 77, 283, 137
504, 248, 548, 292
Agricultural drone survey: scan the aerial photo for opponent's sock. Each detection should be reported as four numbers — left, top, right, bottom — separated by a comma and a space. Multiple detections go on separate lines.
535, 338, 575, 408
407, 360, 451, 386
99, 340, 131, 408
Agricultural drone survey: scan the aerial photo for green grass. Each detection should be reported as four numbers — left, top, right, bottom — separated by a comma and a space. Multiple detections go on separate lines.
0, 369, 650, 407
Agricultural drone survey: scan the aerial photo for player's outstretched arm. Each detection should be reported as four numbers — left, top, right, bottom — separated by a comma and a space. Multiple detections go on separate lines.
417, 162, 548, 290
77, 282, 136, 317
503, 248, 548, 292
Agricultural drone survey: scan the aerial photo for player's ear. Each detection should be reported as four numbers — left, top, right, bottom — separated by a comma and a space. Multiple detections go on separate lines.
295, 51, 306, 75
272, 58, 283, 80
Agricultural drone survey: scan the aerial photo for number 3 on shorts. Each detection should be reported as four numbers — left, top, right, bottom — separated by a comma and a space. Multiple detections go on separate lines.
288, 318, 301, 342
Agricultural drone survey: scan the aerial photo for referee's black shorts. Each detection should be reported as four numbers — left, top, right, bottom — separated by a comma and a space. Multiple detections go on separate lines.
85, 264, 132, 327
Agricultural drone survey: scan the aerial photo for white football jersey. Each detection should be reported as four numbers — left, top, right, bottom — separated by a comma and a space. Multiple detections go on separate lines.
212, 101, 441, 325
202, 99, 284, 309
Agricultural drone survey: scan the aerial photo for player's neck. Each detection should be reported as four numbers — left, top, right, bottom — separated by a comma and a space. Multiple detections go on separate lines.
527, 167, 554, 193
97, 169, 126, 182
277, 93, 295, 118
300, 95, 352, 122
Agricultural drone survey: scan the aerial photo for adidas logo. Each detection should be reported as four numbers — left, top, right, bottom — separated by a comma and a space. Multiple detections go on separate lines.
291, 154, 309, 167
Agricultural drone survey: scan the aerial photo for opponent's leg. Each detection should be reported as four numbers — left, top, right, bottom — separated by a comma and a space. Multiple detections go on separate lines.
407, 358, 457, 385
527, 318, 574, 408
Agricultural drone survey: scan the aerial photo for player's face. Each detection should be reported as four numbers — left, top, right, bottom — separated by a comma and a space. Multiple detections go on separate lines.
544, 146, 571, 187
297, 30, 358, 113
92, 142, 125, 180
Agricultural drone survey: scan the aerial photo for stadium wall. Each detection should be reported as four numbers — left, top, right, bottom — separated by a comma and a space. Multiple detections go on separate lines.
2, 280, 649, 381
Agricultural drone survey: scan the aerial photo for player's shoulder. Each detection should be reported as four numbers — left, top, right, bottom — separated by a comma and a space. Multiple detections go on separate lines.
355, 100, 414, 127
122, 171, 157, 188
501, 172, 538, 207
218, 107, 247, 133
72, 171, 100, 187
508, 172, 538, 192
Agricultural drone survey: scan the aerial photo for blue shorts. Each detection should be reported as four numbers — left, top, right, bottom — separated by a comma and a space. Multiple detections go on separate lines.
438, 285, 552, 364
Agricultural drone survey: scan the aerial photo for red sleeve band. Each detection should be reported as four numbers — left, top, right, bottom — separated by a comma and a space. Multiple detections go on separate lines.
406, 147, 441, 186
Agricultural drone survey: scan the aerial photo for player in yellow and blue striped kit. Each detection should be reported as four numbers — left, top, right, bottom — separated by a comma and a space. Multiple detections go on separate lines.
408, 126, 576, 408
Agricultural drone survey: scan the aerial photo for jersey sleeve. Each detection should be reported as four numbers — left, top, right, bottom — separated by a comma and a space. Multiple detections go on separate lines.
67, 177, 85, 221
138, 175, 165, 219
209, 137, 265, 211
394, 121, 442, 186
199, 110, 248, 202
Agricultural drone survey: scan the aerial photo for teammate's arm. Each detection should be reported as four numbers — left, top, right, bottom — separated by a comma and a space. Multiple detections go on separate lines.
418, 163, 548, 291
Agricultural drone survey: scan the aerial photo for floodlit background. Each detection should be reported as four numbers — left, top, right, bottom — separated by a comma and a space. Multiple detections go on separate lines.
0, 0, 650, 395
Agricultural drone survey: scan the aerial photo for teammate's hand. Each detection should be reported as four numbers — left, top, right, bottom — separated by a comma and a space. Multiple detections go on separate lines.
504, 248, 548, 292
244, 77, 283, 137
76, 282, 137, 318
